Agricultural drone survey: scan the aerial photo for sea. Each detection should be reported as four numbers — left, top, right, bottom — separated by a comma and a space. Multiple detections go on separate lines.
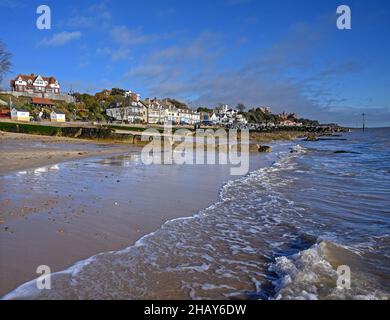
3, 128, 390, 300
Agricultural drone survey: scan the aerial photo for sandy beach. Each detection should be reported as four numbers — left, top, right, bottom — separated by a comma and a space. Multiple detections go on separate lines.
0, 132, 134, 175
0, 131, 277, 296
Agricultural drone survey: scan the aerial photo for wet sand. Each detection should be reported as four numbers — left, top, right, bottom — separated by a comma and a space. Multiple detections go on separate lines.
0, 132, 133, 175
0, 132, 276, 296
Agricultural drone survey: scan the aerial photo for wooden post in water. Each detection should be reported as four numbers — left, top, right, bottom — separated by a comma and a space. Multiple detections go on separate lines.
362, 113, 366, 132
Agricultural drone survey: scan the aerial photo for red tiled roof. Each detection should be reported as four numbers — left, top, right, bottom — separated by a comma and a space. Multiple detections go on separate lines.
14, 73, 57, 84
31, 97, 55, 105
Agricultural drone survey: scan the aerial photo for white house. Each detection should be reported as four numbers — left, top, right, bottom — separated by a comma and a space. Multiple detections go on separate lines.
210, 113, 220, 124
191, 111, 201, 124
11, 108, 30, 122
235, 114, 247, 124
217, 104, 229, 115
146, 106, 163, 124
11, 73, 60, 94
124, 90, 141, 102
106, 105, 146, 123
50, 111, 66, 123
178, 109, 200, 124
279, 120, 303, 127
164, 108, 180, 124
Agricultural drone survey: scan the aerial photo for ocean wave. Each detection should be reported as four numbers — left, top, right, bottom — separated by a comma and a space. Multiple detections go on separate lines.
269, 241, 389, 300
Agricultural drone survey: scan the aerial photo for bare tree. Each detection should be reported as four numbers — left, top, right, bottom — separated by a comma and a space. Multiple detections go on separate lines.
0, 41, 12, 87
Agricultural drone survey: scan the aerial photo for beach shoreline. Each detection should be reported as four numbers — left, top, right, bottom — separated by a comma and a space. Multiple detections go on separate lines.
1, 129, 388, 300
0, 131, 282, 297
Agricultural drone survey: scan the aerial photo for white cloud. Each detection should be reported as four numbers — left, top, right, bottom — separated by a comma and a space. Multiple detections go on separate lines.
96, 46, 132, 61
63, 2, 111, 28
110, 26, 166, 46
38, 31, 82, 47
126, 65, 167, 79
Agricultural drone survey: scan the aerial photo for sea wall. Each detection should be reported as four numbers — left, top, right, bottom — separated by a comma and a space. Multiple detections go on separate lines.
0, 91, 75, 103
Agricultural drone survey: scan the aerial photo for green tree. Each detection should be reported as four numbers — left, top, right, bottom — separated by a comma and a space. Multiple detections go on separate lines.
236, 103, 246, 113
111, 88, 126, 96
197, 107, 214, 113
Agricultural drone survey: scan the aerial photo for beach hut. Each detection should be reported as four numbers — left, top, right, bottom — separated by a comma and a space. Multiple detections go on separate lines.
50, 111, 66, 123
0, 99, 10, 119
11, 108, 30, 122
0, 109, 10, 119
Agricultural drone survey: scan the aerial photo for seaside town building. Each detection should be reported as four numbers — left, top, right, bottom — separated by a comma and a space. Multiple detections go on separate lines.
209, 113, 220, 124
4, 73, 75, 103
106, 97, 201, 125
30, 97, 56, 108
141, 98, 164, 124
10, 74, 60, 94
235, 114, 248, 124
101, 89, 112, 97
279, 120, 303, 126
106, 105, 146, 123
209, 105, 247, 125
125, 90, 141, 102
104, 91, 253, 126
259, 106, 272, 114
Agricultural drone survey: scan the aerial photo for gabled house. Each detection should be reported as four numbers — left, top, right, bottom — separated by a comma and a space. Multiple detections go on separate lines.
11, 74, 61, 94
210, 113, 220, 124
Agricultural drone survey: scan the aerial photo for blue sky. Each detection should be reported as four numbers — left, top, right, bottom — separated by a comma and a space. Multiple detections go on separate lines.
1, 0, 389, 126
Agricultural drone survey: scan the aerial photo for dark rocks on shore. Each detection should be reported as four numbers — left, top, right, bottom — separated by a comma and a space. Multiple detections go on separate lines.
258, 145, 272, 153
248, 144, 272, 152
306, 134, 318, 141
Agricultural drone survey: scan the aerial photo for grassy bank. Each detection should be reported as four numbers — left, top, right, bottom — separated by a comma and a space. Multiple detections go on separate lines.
0, 121, 62, 136
0, 121, 127, 140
